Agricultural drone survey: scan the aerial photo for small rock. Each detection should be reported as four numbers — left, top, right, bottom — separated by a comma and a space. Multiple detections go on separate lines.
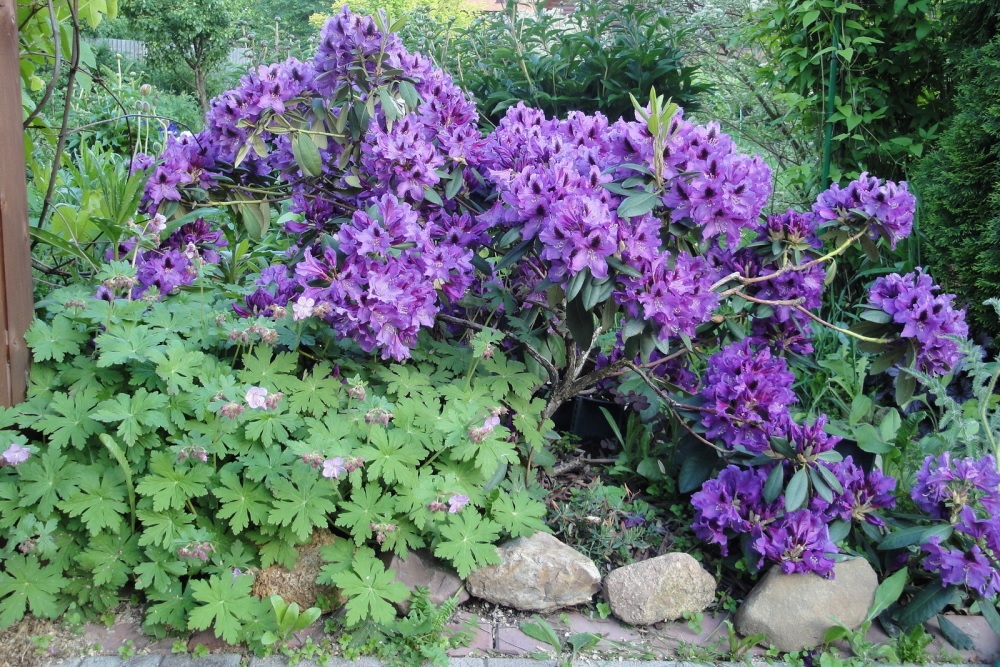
735, 557, 878, 652
386, 549, 469, 614
604, 553, 716, 625
251, 529, 341, 609
466, 532, 600, 612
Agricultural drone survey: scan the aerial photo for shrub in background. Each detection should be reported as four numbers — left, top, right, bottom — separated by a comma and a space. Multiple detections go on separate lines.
915, 28, 1000, 340
447, 0, 709, 123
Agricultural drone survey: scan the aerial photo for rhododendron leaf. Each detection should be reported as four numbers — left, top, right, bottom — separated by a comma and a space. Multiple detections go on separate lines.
565, 296, 595, 349
785, 467, 809, 511
878, 524, 953, 551
617, 191, 659, 218
291, 133, 323, 177
893, 579, 954, 629
763, 463, 784, 504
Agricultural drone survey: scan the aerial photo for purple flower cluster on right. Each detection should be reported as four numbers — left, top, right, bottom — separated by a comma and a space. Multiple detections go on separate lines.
867, 269, 969, 376
912, 453, 1000, 597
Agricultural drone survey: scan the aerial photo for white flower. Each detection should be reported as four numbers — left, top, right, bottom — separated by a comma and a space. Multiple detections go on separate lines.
245, 386, 268, 409
292, 297, 316, 321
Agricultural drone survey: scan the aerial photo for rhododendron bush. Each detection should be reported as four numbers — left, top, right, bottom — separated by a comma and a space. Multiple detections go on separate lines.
4, 6, 999, 649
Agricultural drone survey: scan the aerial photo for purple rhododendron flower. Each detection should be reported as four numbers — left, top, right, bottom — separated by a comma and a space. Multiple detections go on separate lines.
753, 509, 838, 577
810, 172, 916, 249
923, 536, 1000, 598
912, 453, 1000, 519
700, 339, 797, 453
867, 269, 968, 376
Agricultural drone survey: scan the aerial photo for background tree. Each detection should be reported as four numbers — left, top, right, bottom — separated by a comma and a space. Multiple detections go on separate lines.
913, 1, 1000, 340
123, 0, 240, 110
747, 0, 953, 190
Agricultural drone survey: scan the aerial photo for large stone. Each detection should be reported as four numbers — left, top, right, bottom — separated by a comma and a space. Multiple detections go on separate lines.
251, 529, 341, 609
604, 553, 716, 625
466, 532, 600, 612
386, 549, 469, 614
735, 557, 878, 652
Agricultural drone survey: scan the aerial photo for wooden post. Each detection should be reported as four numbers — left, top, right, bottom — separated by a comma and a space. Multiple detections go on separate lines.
0, 0, 35, 406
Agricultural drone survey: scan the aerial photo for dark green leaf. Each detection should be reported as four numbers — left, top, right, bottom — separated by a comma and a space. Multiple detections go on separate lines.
785, 468, 808, 511
879, 524, 953, 550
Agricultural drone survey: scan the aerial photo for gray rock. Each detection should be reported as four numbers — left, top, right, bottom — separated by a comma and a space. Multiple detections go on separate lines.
735, 557, 878, 652
604, 553, 716, 625
466, 532, 600, 612
386, 549, 469, 614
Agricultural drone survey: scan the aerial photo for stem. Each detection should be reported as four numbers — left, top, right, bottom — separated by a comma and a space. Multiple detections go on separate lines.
792, 305, 891, 344
711, 227, 869, 293
623, 362, 728, 455
22, 0, 61, 130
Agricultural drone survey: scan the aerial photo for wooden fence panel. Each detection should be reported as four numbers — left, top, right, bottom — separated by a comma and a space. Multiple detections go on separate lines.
0, 0, 36, 406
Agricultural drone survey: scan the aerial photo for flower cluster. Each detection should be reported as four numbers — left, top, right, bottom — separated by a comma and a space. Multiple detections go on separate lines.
699, 339, 797, 454
293, 195, 476, 359
692, 443, 897, 576
810, 172, 916, 249
733, 209, 826, 354
100, 218, 227, 301
867, 269, 969, 376
912, 453, 1000, 597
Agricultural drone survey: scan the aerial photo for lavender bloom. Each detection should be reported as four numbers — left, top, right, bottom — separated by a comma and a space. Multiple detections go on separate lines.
912, 453, 1000, 520
753, 509, 838, 577
867, 269, 968, 376
810, 172, 915, 249
0, 443, 30, 466
245, 387, 268, 409
322, 457, 347, 479
448, 494, 470, 513
700, 340, 797, 454
923, 536, 1000, 598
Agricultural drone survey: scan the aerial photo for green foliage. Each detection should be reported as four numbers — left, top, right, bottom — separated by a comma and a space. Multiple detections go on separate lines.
260, 595, 322, 646
122, 0, 242, 109
520, 615, 601, 666
337, 588, 473, 667
749, 0, 952, 186
546, 479, 664, 571
441, 0, 708, 124
914, 30, 1000, 337
0, 273, 551, 641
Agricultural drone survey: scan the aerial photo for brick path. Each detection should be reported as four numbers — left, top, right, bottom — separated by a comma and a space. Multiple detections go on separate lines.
38, 609, 1000, 667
